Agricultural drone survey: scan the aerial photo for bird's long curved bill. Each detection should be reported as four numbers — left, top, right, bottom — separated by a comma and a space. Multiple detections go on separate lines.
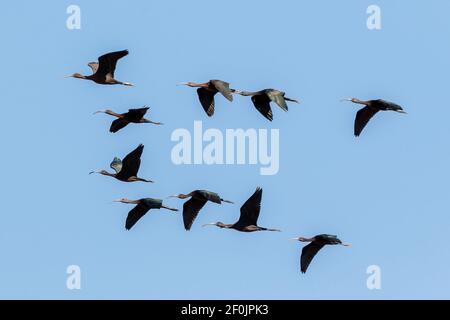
289, 237, 300, 241
64, 74, 73, 78
166, 195, 178, 199
176, 82, 189, 86
202, 223, 216, 227
340, 98, 353, 102
89, 171, 99, 175
397, 110, 407, 114
93, 110, 106, 115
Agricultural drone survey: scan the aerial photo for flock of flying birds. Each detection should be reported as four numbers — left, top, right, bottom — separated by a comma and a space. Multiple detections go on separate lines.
67, 49, 406, 274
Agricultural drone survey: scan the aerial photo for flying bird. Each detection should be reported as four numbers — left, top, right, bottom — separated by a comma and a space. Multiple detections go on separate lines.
114, 198, 178, 230
94, 107, 162, 133
177, 80, 236, 117
235, 89, 299, 121
89, 144, 153, 182
203, 187, 280, 232
65, 50, 133, 86
170, 190, 233, 230
291, 234, 350, 273
342, 98, 407, 136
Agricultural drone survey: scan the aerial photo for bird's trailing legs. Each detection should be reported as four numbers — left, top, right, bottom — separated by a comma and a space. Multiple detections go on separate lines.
161, 205, 178, 212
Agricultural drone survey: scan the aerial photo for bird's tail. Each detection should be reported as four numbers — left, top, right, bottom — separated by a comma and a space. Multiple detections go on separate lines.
221, 199, 234, 204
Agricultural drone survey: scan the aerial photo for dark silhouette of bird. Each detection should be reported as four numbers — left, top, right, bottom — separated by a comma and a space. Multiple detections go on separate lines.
235, 89, 299, 121
114, 198, 178, 230
177, 80, 236, 116
94, 107, 162, 133
203, 187, 280, 232
65, 50, 133, 86
169, 190, 233, 230
342, 98, 407, 136
291, 234, 350, 273
89, 144, 153, 182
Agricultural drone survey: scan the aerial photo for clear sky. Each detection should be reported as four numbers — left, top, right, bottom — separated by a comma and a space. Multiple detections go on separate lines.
1, 1, 450, 299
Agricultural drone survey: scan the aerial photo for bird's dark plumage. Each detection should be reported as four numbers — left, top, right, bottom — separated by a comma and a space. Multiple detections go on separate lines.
234, 187, 262, 228
300, 234, 344, 273
115, 144, 144, 181
96, 50, 129, 80
354, 106, 379, 137
182, 190, 226, 230
125, 198, 163, 230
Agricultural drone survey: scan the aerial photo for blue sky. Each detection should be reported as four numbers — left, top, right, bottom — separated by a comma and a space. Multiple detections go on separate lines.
1, 1, 450, 299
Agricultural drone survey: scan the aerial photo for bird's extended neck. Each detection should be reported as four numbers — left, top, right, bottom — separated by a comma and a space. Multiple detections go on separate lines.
94, 109, 122, 118
114, 198, 140, 204
178, 81, 209, 88
347, 98, 370, 106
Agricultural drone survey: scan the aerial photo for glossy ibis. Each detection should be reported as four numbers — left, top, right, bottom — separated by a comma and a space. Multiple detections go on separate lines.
235, 89, 299, 121
89, 144, 153, 182
342, 98, 407, 136
177, 80, 236, 117
94, 107, 162, 133
203, 187, 280, 232
291, 234, 350, 273
114, 198, 178, 230
169, 190, 233, 230
65, 50, 133, 86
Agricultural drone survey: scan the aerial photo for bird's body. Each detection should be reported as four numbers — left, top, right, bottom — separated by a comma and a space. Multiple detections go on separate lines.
94, 107, 162, 133
90, 144, 153, 183
235, 89, 299, 121
203, 187, 281, 233
66, 50, 133, 86
114, 198, 178, 230
292, 234, 350, 273
171, 190, 233, 230
178, 80, 236, 117
343, 98, 406, 136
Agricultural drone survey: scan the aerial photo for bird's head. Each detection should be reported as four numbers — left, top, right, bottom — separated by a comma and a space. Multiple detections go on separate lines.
202, 222, 227, 228
177, 82, 194, 87
65, 73, 84, 79
168, 194, 189, 199
290, 236, 310, 242
89, 170, 109, 176
340, 97, 358, 103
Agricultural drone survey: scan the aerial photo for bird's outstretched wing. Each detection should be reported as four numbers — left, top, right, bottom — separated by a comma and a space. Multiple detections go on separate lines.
183, 197, 208, 230
267, 91, 288, 111
237, 187, 262, 227
197, 88, 216, 117
354, 106, 379, 137
87, 62, 99, 74
126, 107, 149, 119
117, 144, 143, 179
211, 80, 233, 102
96, 50, 129, 78
110, 118, 129, 133
110, 157, 122, 174
125, 202, 151, 230
301, 242, 325, 273
251, 95, 273, 121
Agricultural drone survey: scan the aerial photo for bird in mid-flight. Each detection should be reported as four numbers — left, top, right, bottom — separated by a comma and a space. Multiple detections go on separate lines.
235, 89, 299, 121
342, 98, 407, 136
169, 190, 233, 230
291, 234, 350, 273
114, 198, 178, 230
94, 107, 162, 133
178, 80, 237, 117
65, 50, 133, 86
203, 187, 281, 232
89, 144, 153, 183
